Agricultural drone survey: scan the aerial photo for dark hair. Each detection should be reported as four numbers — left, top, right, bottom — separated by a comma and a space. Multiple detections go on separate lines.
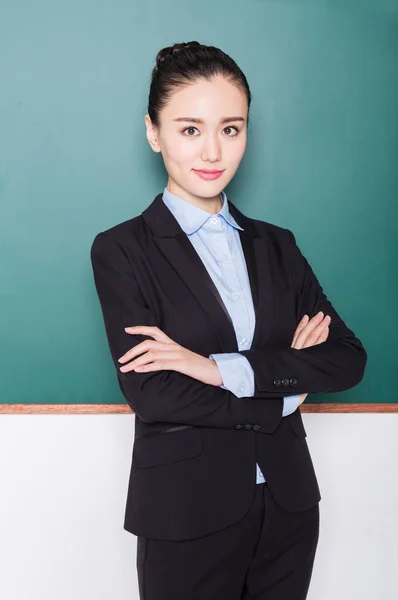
148, 41, 252, 128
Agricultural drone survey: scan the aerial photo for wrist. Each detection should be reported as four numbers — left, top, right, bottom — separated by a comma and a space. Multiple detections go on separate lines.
208, 357, 223, 386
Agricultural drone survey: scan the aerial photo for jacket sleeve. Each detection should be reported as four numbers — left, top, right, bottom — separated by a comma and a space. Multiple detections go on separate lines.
238, 229, 368, 395
90, 231, 284, 432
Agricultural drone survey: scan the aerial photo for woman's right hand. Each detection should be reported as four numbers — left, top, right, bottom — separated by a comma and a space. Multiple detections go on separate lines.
291, 311, 331, 405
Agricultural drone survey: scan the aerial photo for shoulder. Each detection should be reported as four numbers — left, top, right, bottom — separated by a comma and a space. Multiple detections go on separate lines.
243, 215, 305, 272
90, 214, 148, 256
249, 216, 296, 247
246, 217, 308, 287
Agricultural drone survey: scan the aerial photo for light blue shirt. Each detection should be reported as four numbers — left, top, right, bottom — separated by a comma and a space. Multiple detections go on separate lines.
162, 186, 301, 483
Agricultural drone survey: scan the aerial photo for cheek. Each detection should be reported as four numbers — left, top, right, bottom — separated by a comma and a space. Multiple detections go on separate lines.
165, 139, 197, 166
235, 136, 247, 159
225, 139, 247, 168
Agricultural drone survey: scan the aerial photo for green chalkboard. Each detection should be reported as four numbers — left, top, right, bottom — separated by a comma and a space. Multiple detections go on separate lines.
1, 1, 397, 408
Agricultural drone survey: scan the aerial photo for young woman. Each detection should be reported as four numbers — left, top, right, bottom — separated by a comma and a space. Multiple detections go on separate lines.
90, 41, 367, 600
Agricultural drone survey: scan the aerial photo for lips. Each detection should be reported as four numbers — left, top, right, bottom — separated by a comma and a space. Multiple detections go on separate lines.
194, 170, 223, 174
193, 169, 224, 181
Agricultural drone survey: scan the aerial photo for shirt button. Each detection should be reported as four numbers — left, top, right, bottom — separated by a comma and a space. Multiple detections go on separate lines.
239, 383, 245, 393
210, 217, 218, 224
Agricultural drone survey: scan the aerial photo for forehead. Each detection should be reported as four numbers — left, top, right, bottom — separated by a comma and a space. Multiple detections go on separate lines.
163, 76, 248, 120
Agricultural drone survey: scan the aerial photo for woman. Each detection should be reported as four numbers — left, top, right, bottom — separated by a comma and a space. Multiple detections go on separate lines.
90, 42, 367, 600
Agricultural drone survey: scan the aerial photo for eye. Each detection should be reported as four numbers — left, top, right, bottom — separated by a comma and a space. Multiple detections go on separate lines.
181, 125, 240, 137
223, 126, 240, 137
181, 126, 200, 136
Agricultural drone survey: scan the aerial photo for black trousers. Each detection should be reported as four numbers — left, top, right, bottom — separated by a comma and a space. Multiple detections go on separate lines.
136, 482, 320, 600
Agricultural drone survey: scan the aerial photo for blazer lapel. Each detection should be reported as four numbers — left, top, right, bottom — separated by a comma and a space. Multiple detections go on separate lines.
246, 234, 274, 349
229, 202, 274, 349
155, 233, 238, 352
141, 193, 274, 353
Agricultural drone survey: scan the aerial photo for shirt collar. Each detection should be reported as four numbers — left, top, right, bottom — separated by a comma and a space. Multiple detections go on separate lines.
161, 186, 244, 235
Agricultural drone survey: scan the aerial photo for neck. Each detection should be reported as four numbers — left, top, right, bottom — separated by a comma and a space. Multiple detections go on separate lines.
166, 180, 223, 214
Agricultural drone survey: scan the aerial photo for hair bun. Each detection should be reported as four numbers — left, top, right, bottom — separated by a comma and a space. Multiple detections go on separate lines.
155, 41, 201, 70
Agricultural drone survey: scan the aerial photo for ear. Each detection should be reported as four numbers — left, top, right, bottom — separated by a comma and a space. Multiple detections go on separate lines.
145, 114, 161, 153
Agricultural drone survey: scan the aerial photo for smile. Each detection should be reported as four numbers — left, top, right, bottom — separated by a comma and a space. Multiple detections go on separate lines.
193, 170, 224, 181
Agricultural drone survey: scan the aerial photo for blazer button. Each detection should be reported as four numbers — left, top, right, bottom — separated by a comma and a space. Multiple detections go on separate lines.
253, 425, 261, 431
290, 377, 298, 386
235, 424, 244, 429
273, 377, 281, 387
281, 377, 290, 387
244, 424, 253, 430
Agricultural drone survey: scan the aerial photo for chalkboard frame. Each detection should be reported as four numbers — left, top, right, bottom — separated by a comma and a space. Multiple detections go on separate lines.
1, 404, 397, 414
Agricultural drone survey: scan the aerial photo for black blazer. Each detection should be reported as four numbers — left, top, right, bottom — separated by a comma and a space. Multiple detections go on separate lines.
90, 192, 367, 541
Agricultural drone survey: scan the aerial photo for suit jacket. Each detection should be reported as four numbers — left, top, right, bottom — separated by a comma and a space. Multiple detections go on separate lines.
90, 192, 367, 541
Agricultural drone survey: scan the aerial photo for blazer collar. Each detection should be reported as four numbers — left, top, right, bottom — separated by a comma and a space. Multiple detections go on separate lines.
142, 192, 259, 238
141, 193, 273, 352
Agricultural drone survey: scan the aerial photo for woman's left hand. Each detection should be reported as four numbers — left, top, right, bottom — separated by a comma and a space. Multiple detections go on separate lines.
118, 325, 223, 387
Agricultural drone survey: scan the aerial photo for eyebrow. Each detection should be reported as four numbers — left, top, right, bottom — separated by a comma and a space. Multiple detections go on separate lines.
172, 117, 245, 124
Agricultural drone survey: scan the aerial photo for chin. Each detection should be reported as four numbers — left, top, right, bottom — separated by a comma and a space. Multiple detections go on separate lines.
193, 186, 224, 198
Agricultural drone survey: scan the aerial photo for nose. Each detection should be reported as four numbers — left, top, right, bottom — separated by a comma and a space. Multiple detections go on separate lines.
200, 132, 221, 163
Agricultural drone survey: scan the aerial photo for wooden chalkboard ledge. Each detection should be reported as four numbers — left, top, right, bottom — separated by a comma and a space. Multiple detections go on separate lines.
0, 404, 397, 414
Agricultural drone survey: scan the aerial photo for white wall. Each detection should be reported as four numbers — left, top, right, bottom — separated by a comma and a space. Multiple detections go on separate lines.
1, 413, 397, 600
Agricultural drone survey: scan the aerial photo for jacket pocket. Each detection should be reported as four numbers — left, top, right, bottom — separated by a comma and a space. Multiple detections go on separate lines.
288, 410, 307, 438
132, 426, 203, 467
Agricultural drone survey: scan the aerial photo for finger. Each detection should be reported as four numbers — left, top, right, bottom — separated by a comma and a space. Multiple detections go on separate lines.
299, 393, 308, 405
120, 349, 182, 372
124, 325, 173, 344
120, 352, 159, 373
314, 326, 329, 346
133, 359, 171, 372
291, 315, 309, 347
302, 327, 328, 349
294, 314, 330, 350
294, 311, 326, 349
120, 359, 164, 374
292, 312, 325, 347
301, 318, 331, 348
301, 322, 329, 349
118, 339, 175, 363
